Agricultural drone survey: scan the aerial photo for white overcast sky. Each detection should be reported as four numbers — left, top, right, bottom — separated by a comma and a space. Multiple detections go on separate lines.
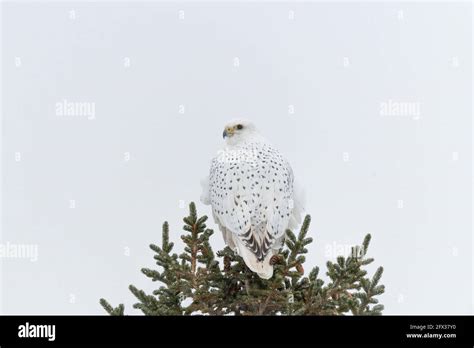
0, 1, 472, 314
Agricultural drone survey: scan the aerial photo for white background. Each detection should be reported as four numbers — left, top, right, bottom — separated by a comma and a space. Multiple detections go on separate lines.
1, 1, 472, 314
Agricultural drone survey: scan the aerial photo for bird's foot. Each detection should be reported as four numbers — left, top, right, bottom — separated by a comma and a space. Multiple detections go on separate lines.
269, 254, 283, 265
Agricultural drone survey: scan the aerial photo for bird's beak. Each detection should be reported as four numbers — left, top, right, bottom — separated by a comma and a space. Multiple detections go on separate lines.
223, 127, 234, 139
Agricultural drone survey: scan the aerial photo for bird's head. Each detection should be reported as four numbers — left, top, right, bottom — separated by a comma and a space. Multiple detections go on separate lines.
222, 119, 261, 145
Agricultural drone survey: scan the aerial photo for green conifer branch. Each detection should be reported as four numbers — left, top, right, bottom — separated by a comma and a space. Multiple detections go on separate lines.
99, 298, 124, 316
100, 202, 385, 315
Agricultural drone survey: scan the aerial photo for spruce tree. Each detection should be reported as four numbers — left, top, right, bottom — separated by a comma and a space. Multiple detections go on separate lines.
100, 202, 385, 315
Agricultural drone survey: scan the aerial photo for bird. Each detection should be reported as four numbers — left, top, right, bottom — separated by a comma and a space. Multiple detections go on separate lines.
201, 119, 304, 279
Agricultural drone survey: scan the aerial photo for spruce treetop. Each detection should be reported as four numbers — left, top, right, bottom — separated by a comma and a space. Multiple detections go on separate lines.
101, 202, 385, 315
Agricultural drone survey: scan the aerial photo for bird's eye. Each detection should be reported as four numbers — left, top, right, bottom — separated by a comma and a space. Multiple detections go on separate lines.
236, 124, 243, 130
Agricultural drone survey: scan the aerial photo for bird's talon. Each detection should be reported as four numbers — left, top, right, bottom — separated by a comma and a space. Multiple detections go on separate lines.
270, 255, 282, 265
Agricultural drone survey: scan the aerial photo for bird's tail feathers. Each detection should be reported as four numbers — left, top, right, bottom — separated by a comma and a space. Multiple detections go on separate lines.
232, 234, 274, 279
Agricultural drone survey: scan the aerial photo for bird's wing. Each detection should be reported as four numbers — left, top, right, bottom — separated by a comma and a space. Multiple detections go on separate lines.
201, 143, 303, 279
202, 155, 252, 232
